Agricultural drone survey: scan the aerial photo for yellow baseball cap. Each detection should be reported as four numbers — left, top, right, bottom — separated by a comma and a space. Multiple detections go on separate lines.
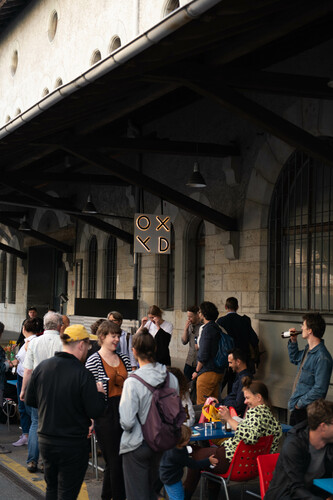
63, 324, 97, 341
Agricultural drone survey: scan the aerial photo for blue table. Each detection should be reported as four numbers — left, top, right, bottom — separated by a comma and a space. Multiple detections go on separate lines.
190, 424, 233, 442
313, 478, 333, 494
190, 423, 292, 442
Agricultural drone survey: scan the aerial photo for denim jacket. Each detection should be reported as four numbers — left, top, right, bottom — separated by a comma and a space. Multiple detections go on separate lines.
288, 339, 332, 411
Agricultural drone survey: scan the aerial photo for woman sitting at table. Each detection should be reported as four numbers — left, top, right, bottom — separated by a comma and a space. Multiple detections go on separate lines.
183, 377, 282, 499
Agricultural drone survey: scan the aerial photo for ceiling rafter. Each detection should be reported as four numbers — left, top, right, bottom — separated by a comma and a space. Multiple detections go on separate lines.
57, 141, 237, 232
0, 176, 133, 245
184, 80, 333, 167
0, 241, 26, 260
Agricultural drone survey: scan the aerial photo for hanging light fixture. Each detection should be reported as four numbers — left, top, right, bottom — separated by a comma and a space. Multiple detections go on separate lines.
18, 215, 31, 231
82, 194, 97, 214
186, 161, 207, 188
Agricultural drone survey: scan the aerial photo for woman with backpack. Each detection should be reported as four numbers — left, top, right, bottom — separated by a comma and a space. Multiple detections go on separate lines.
119, 328, 179, 500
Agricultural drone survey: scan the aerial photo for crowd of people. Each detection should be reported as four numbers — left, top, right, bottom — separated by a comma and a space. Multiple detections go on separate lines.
0, 297, 332, 500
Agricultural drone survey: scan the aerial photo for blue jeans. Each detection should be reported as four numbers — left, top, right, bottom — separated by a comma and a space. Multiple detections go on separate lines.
27, 406, 39, 464
165, 481, 184, 500
17, 375, 31, 434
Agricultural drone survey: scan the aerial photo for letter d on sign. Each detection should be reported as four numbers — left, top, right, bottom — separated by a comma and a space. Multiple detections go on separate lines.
159, 237, 169, 253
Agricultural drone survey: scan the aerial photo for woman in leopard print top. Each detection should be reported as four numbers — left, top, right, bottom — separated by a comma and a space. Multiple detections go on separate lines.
183, 377, 282, 499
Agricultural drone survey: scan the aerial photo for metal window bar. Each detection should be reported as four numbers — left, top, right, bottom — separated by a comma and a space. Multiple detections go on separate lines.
105, 236, 117, 299
88, 237, 97, 299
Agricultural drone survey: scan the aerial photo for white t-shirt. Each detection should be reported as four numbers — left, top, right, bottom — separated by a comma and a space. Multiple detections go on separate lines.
146, 320, 173, 338
16, 335, 36, 377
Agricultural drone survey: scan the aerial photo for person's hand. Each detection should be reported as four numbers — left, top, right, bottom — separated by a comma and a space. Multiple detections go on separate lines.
185, 319, 191, 330
96, 382, 106, 394
19, 390, 25, 402
192, 371, 198, 380
209, 455, 218, 466
11, 359, 18, 367
289, 328, 298, 343
141, 316, 148, 327
87, 420, 94, 438
153, 316, 163, 327
218, 405, 230, 421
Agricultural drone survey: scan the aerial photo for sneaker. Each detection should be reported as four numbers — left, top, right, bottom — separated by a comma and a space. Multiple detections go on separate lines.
0, 445, 11, 454
27, 461, 37, 473
12, 435, 28, 447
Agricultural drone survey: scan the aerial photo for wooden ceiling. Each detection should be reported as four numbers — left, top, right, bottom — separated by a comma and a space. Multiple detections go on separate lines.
1, 0, 333, 251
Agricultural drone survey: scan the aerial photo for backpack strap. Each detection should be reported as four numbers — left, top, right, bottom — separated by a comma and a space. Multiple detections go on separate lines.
131, 371, 169, 392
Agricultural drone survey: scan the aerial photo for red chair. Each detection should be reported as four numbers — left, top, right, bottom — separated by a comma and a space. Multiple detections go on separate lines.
246, 453, 279, 498
257, 453, 279, 498
199, 435, 274, 500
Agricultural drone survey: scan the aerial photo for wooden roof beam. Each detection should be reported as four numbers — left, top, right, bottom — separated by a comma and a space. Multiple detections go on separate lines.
186, 80, 333, 168
58, 142, 238, 232
0, 215, 72, 254
0, 242, 26, 260
0, 177, 133, 245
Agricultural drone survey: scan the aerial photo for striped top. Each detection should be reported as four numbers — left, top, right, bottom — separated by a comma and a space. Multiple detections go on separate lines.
85, 351, 131, 401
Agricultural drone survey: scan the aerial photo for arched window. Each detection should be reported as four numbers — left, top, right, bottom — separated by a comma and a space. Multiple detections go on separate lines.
105, 236, 117, 299
195, 221, 205, 305
88, 236, 97, 298
269, 147, 333, 311
8, 255, 17, 304
0, 252, 7, 303
166, 227, 175, 308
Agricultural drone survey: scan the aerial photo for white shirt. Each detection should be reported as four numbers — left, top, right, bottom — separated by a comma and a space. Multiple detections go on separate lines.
23, 330, 63, 370
146, 320, 173, 338
16, 335, 36, 377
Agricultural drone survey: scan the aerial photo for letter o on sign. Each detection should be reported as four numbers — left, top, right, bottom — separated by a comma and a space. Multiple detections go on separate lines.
136, 215, 151, 231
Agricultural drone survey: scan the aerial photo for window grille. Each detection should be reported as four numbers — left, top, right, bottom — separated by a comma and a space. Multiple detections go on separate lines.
0, 253, 6, 303
8, 255, 16, 304
88, 236, 97, 299
195, 221, 205, 306
269, 148, 333, 311
105, 236, 117, 299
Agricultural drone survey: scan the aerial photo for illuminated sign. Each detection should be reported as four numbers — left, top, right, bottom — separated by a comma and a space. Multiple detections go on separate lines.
134, 213, 171, 254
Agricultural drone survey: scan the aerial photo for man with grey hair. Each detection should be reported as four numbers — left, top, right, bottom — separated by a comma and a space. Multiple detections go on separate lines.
107, 310, 136, 369
20, 311, 63, 473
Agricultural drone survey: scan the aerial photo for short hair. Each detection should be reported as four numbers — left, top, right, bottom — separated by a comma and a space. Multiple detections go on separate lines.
90, 319, 105, 335
168, 366, 188, 398
302, 313, 326, 339
229, 348, 247, 365
107, 311, 123, 322
23, 318, 40, 334
178, 424, 192, 445
28, 307, 37, 312
0, 322, 4, 336
43, 311, 63, 330
132, 328, 156, 363
187, 305, 199, 314
307, 399, 333, 430
225, 297, 238, 311
96, 320, 121, 346
147, 305, 162, 317
242, 377, 269, 404
199, 301, 219, 321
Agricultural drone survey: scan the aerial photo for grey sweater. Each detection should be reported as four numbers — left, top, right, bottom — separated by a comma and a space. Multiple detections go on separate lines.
119, 362, 178, 454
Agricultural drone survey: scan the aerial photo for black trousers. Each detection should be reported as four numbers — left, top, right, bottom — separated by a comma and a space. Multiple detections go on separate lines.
289, 407, 307, 426
39, 439, 89, 500
94, 396, 126, 500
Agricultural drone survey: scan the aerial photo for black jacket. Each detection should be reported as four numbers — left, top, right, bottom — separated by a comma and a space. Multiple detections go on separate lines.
216, 313, 258, 355
197, 321, 224, 374
26, 351, 106, 445
265, 421, 333, 500
160, 446, 210, 485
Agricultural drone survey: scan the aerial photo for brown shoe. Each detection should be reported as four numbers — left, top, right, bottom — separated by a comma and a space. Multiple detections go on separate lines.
27, 461, 37, 473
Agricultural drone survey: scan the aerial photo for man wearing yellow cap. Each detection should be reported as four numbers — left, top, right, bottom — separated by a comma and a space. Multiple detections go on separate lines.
26, 324, 106, 500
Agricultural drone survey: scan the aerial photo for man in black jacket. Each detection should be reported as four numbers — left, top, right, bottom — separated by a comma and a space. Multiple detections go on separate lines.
26, 324, 106, 500
265, 399, 333, 500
